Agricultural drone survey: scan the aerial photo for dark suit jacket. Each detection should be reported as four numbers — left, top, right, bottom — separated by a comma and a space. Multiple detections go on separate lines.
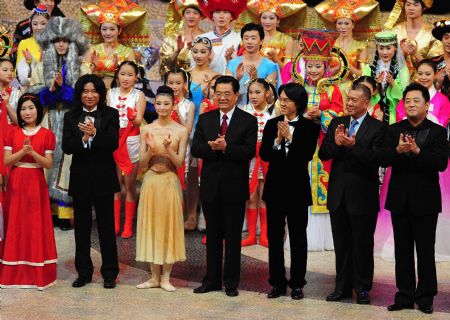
318, 114, 386, 215
381, 118, 448, 216
191, 107, 257, 203
62, 106, 120, 198
260, 115, 320, 206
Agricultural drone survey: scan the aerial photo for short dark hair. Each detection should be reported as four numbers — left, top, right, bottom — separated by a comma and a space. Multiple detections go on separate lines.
182, 5, 202, 15
278, 83, 308, 114
155, 85, 175, 102
0, 58, 13, 68
111, 60, 139, 88
240, 22, 265, 41
213, 75, 240, 94
16, 93, 44, 128
73, 74, 107, 110
403, 83, 430, 102
404, 0, 427, 10
350, 83, 372, 101
417, 58, 437, 74
353, 76, 377, 92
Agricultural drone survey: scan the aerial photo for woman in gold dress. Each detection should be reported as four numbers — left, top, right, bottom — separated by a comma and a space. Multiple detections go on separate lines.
160, 0, 205, 75
135, 86, 188, 292
315, 0, 380, 97
246, 0, 306, 69
385, 0, 443, 76
80, 0, 150, 88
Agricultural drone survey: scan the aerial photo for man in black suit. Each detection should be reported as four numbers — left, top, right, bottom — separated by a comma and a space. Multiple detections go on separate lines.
382, 83, 448, 314
191, 75, 257, 297
319, 84, 386, 305
62, 74, 120, 289
260, 83, 320, 300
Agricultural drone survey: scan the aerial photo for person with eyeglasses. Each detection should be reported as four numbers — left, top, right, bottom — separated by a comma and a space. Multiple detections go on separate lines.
191, 75, 257, 297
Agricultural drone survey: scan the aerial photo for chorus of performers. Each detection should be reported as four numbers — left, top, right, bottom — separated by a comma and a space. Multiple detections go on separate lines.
0, 0, 449, 315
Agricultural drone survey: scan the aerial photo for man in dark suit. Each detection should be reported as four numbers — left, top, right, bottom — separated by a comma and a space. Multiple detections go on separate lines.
191, 75, 257, 297
260, 83, 320, 300
382, 83, 448, 314
319, 84, 386, 305
62, 74, 120, 289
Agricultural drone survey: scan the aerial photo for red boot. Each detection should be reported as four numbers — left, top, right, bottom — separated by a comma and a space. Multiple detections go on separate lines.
242, 208, 258, 246
121, 201, 136, 239
259, 207, 268, 247
114, 199, 121, 236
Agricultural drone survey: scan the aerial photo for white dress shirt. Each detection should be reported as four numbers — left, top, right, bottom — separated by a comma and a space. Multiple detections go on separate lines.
273, 115, 300, 155
82, 106, 97, 149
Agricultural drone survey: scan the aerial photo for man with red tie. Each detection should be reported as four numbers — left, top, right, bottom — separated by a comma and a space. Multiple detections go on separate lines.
191, 75, 257, 297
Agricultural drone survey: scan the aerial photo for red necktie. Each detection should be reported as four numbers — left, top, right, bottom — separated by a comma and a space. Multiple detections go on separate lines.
220, 114, 228, 136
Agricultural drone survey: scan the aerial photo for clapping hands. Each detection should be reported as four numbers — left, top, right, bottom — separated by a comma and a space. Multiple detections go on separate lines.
335, 124, 355, 148
396, 133, 420, 154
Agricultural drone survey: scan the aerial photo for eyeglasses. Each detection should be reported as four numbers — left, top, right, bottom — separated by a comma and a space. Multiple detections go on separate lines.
214, 92, 234, 98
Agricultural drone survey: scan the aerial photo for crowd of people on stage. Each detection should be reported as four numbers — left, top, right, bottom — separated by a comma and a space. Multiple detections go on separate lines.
0, 0, 449, 315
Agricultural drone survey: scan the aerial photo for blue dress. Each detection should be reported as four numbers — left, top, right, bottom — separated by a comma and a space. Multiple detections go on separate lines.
190, 81, 204, 129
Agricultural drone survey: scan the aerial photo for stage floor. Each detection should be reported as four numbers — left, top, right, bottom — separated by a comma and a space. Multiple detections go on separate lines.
1, 228, 450, 319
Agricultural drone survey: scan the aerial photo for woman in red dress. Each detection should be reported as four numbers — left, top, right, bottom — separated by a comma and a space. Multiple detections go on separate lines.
0, 93, 57, 290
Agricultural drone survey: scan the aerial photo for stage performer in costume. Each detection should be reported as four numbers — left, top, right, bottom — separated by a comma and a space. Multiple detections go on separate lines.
240, 78, 274, 247
315, 0, 380, 98
194, 0, 247, 74
161, 0, 205, 75
432, 19, 450, 100
80, 0, 150, 88
226, 23, 278, 106
107, 61, 146, 238
284, 29, 344, 251
37, 17, 90, 231
16, 5, 49, 93
136, 86, 188, 292
384, 0, 443, 77
245, 0, 306, 70
0, 93, 57, 290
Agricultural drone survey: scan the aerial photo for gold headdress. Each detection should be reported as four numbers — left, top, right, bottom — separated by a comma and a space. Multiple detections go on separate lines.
384, 0, 433, 30
80, 0, 150, 47
0, 24, 13, 59
164, 0, 203, 37
315, 0, 381, 40
237, 0, 307, 38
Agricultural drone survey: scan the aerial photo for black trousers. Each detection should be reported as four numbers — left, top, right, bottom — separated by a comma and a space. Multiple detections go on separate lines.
266, 203, 308, 289
73, 194, 119, 280
202, 198, 246, 290
330, 204, 377, 293
391, 212, 438, 306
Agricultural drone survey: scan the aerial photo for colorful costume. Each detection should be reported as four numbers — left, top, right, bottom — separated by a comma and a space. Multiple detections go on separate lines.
240, 103, 273, 246
80, 0, 149, 80
432, 20, 450, 100
315, 0, 381, 97
195, 0, 247, 74
36, 17, 90, 224
385, 0, 443, 76
0, 126, 57, 290
283, 29, 344, 251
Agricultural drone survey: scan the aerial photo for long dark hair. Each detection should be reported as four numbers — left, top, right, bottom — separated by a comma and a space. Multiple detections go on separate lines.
16, 93, 44, 128
72, 74, 107, 110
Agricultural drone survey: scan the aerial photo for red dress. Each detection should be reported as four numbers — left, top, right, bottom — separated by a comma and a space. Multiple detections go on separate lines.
0, 126, 57, 290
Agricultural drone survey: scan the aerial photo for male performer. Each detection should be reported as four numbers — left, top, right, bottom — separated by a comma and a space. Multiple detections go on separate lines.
432, 19, 450, 99
319, 84, 386, 305
383, 83, 448, 314
191, 75, 257, 297
62, 74, 120, 289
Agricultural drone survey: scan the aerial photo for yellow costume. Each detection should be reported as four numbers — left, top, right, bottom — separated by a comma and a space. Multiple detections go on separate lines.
90, 43, 134, 78
0, 24, 12, 59
261, 31, 294, 65
16, 37, 44, 90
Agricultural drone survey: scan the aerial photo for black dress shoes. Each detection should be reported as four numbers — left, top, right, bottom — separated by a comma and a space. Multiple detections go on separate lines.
418, 304, 433, 314
326, 290, 352, 301
104, 278, 116, 289
59, 219, 73, 231
291, 288, 304, 300
72, 277, 91, 288
356, 291, 371, 305
387, 303, 414, 311
225, 288, 239, 297
193, 284, 222, 294
267, 287, 287, 299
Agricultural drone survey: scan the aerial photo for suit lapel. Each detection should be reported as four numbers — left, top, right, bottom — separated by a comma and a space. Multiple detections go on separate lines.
355, 114, 371, 140
225, 107, 241, 141
209, 109, 221, 139
95, 108, 103, 131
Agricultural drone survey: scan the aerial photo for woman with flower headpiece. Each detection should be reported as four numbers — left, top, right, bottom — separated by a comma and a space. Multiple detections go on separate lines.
36, 17, 90, 231
16, 5, 49, 93
160, 0, 205, 75
385, 0, 443, 77
80, 0, 150, 89
284, 29, 344, 252
245, 0, 305, 70
315, 0, 380, 98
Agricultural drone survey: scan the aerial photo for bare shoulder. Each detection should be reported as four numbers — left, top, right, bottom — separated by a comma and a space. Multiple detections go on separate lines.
172, 122, 189, 136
